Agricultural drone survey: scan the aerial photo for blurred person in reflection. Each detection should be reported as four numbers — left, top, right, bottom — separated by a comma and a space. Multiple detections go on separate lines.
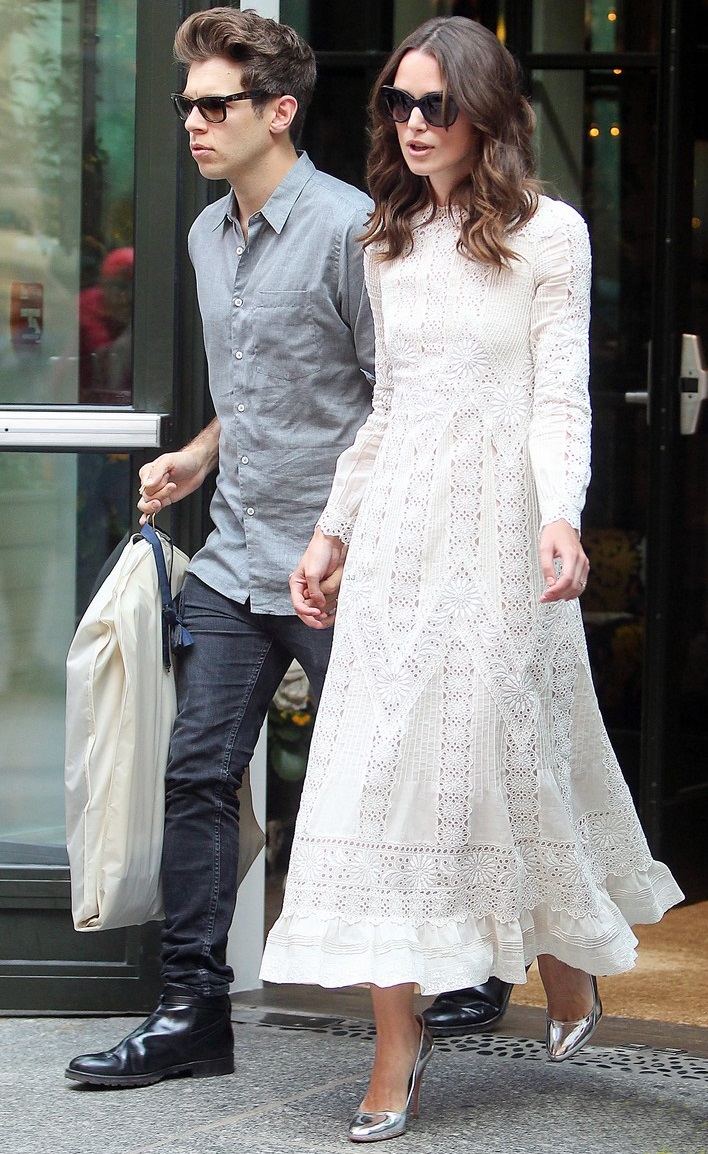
79, 245, 134, 404
75, 245, 134, 610
260, 18, 684, 1143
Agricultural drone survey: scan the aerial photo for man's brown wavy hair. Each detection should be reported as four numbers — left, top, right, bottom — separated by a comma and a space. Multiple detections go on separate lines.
362, 17, 541, 266
174, 7, 316, 143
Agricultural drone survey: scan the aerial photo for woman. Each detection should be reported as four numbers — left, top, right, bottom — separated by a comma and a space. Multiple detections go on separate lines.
260, 16, 683, 1142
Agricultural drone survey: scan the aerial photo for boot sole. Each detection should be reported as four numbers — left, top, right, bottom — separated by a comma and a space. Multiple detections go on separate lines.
64, 1054, 234, 1088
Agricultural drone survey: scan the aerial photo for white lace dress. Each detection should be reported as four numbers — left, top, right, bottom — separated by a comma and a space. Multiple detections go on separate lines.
260, 197, 683, 994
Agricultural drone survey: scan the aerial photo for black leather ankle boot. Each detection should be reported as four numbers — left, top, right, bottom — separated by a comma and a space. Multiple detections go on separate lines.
422, 977, 514, 1036
65, 984, 235, 1087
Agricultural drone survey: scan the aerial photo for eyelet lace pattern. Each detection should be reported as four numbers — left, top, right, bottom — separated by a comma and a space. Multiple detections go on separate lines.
262, 199, 683, 994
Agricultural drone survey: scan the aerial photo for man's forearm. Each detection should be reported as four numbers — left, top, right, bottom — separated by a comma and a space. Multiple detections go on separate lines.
184, 417, 221, 474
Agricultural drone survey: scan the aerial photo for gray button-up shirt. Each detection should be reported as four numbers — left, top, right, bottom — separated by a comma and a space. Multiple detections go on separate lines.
187, 153, 375, 613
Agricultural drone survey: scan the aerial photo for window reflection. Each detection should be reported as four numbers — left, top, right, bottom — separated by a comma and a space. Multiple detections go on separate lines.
532, 56, 657, 775
79, 246, 134, 404
0, 0, 138, 858
0, 0, 136, 405
531, 1, 659, 53
0, 448, 131, 850
583, 0, 659, 54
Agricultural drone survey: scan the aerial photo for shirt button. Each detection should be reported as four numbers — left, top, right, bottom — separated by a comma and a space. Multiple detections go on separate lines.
241, 455, 249, 464
235, 350, 243, 360
236, 246, 244, 255
234, 298, 243, 307
237, 403, 245, 412
246, 507, 255, 516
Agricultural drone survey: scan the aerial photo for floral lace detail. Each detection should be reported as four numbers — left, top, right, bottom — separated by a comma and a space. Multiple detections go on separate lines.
281, 833, 650, 926
317, 503, 355, 544
261, 198, 683, 991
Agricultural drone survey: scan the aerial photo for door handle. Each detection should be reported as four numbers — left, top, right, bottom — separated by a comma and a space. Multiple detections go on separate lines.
623, 333, 708, 434
624, 341, 651, 421
679, 333, 708, 435
0, 409, 168, 448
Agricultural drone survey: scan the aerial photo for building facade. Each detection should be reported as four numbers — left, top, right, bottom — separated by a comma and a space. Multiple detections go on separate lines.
1, 0, 706, 1011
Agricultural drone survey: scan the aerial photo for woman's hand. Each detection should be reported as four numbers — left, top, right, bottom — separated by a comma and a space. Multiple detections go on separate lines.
538, 519, 589, 602
290, 528, 346, 628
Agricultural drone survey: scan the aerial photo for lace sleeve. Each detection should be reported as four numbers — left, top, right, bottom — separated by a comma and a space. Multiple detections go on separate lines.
527, 203, 592, 532
317, 249, 395, 544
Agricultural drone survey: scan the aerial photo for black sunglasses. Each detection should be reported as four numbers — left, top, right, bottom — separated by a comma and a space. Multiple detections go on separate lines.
170, 90, 270, 123
380, 86, 459, 128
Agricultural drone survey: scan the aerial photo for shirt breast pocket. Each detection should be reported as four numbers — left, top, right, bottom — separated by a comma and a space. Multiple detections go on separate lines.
253, 289, 322, 383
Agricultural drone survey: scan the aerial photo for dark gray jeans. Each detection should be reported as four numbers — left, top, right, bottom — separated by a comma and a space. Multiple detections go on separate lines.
160, 574, 333, 996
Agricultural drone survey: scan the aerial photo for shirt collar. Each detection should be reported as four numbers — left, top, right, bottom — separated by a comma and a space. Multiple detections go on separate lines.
216, 152, 316, 235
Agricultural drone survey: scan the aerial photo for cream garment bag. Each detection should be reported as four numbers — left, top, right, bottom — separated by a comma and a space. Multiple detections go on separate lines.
65, 523, 264, 931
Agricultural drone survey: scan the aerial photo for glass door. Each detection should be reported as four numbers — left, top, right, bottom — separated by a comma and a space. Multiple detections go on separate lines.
529, 0, 660, 783
0, 0, 138, 858
0, 0, 180, 1010
527, 0, 708, 895
649, 0, 708, 893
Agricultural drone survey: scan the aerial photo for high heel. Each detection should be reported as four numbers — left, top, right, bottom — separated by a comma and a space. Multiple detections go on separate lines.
546, 975, 602, 1062
348, 1015, 434, 1143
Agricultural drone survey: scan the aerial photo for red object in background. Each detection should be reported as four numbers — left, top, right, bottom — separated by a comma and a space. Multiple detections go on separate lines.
11, 282, 43, 347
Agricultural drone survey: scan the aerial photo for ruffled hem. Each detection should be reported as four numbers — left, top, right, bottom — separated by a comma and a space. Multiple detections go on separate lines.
260, 864, 683, 995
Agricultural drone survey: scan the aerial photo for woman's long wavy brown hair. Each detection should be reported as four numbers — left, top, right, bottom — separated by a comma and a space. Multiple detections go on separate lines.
362, 17, 541, 266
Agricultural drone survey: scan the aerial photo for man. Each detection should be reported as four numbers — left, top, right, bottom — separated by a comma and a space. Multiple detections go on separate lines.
66, 7, 375, 1087
66, 8, 512, 1086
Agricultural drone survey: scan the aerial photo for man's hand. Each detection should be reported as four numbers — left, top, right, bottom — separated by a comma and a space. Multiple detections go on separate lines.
290, 528, 346, 629
538, 519, 589, 603
137, 419, 220, 523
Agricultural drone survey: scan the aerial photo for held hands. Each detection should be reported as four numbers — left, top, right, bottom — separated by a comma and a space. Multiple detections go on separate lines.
538, 519, 589, 603
290, 527, 346, 629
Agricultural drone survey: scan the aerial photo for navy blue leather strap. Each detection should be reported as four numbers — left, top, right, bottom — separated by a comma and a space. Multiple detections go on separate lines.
139, 522, 193, 671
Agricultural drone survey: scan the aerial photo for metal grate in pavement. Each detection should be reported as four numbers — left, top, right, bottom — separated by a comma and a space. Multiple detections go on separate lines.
231, 1008, 708, 1083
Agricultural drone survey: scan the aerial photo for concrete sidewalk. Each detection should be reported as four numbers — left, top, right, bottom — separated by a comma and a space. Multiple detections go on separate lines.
1, 1000, 706, 1154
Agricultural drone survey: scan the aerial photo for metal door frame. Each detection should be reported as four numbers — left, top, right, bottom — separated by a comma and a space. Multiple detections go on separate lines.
0, 0, 184, 1014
